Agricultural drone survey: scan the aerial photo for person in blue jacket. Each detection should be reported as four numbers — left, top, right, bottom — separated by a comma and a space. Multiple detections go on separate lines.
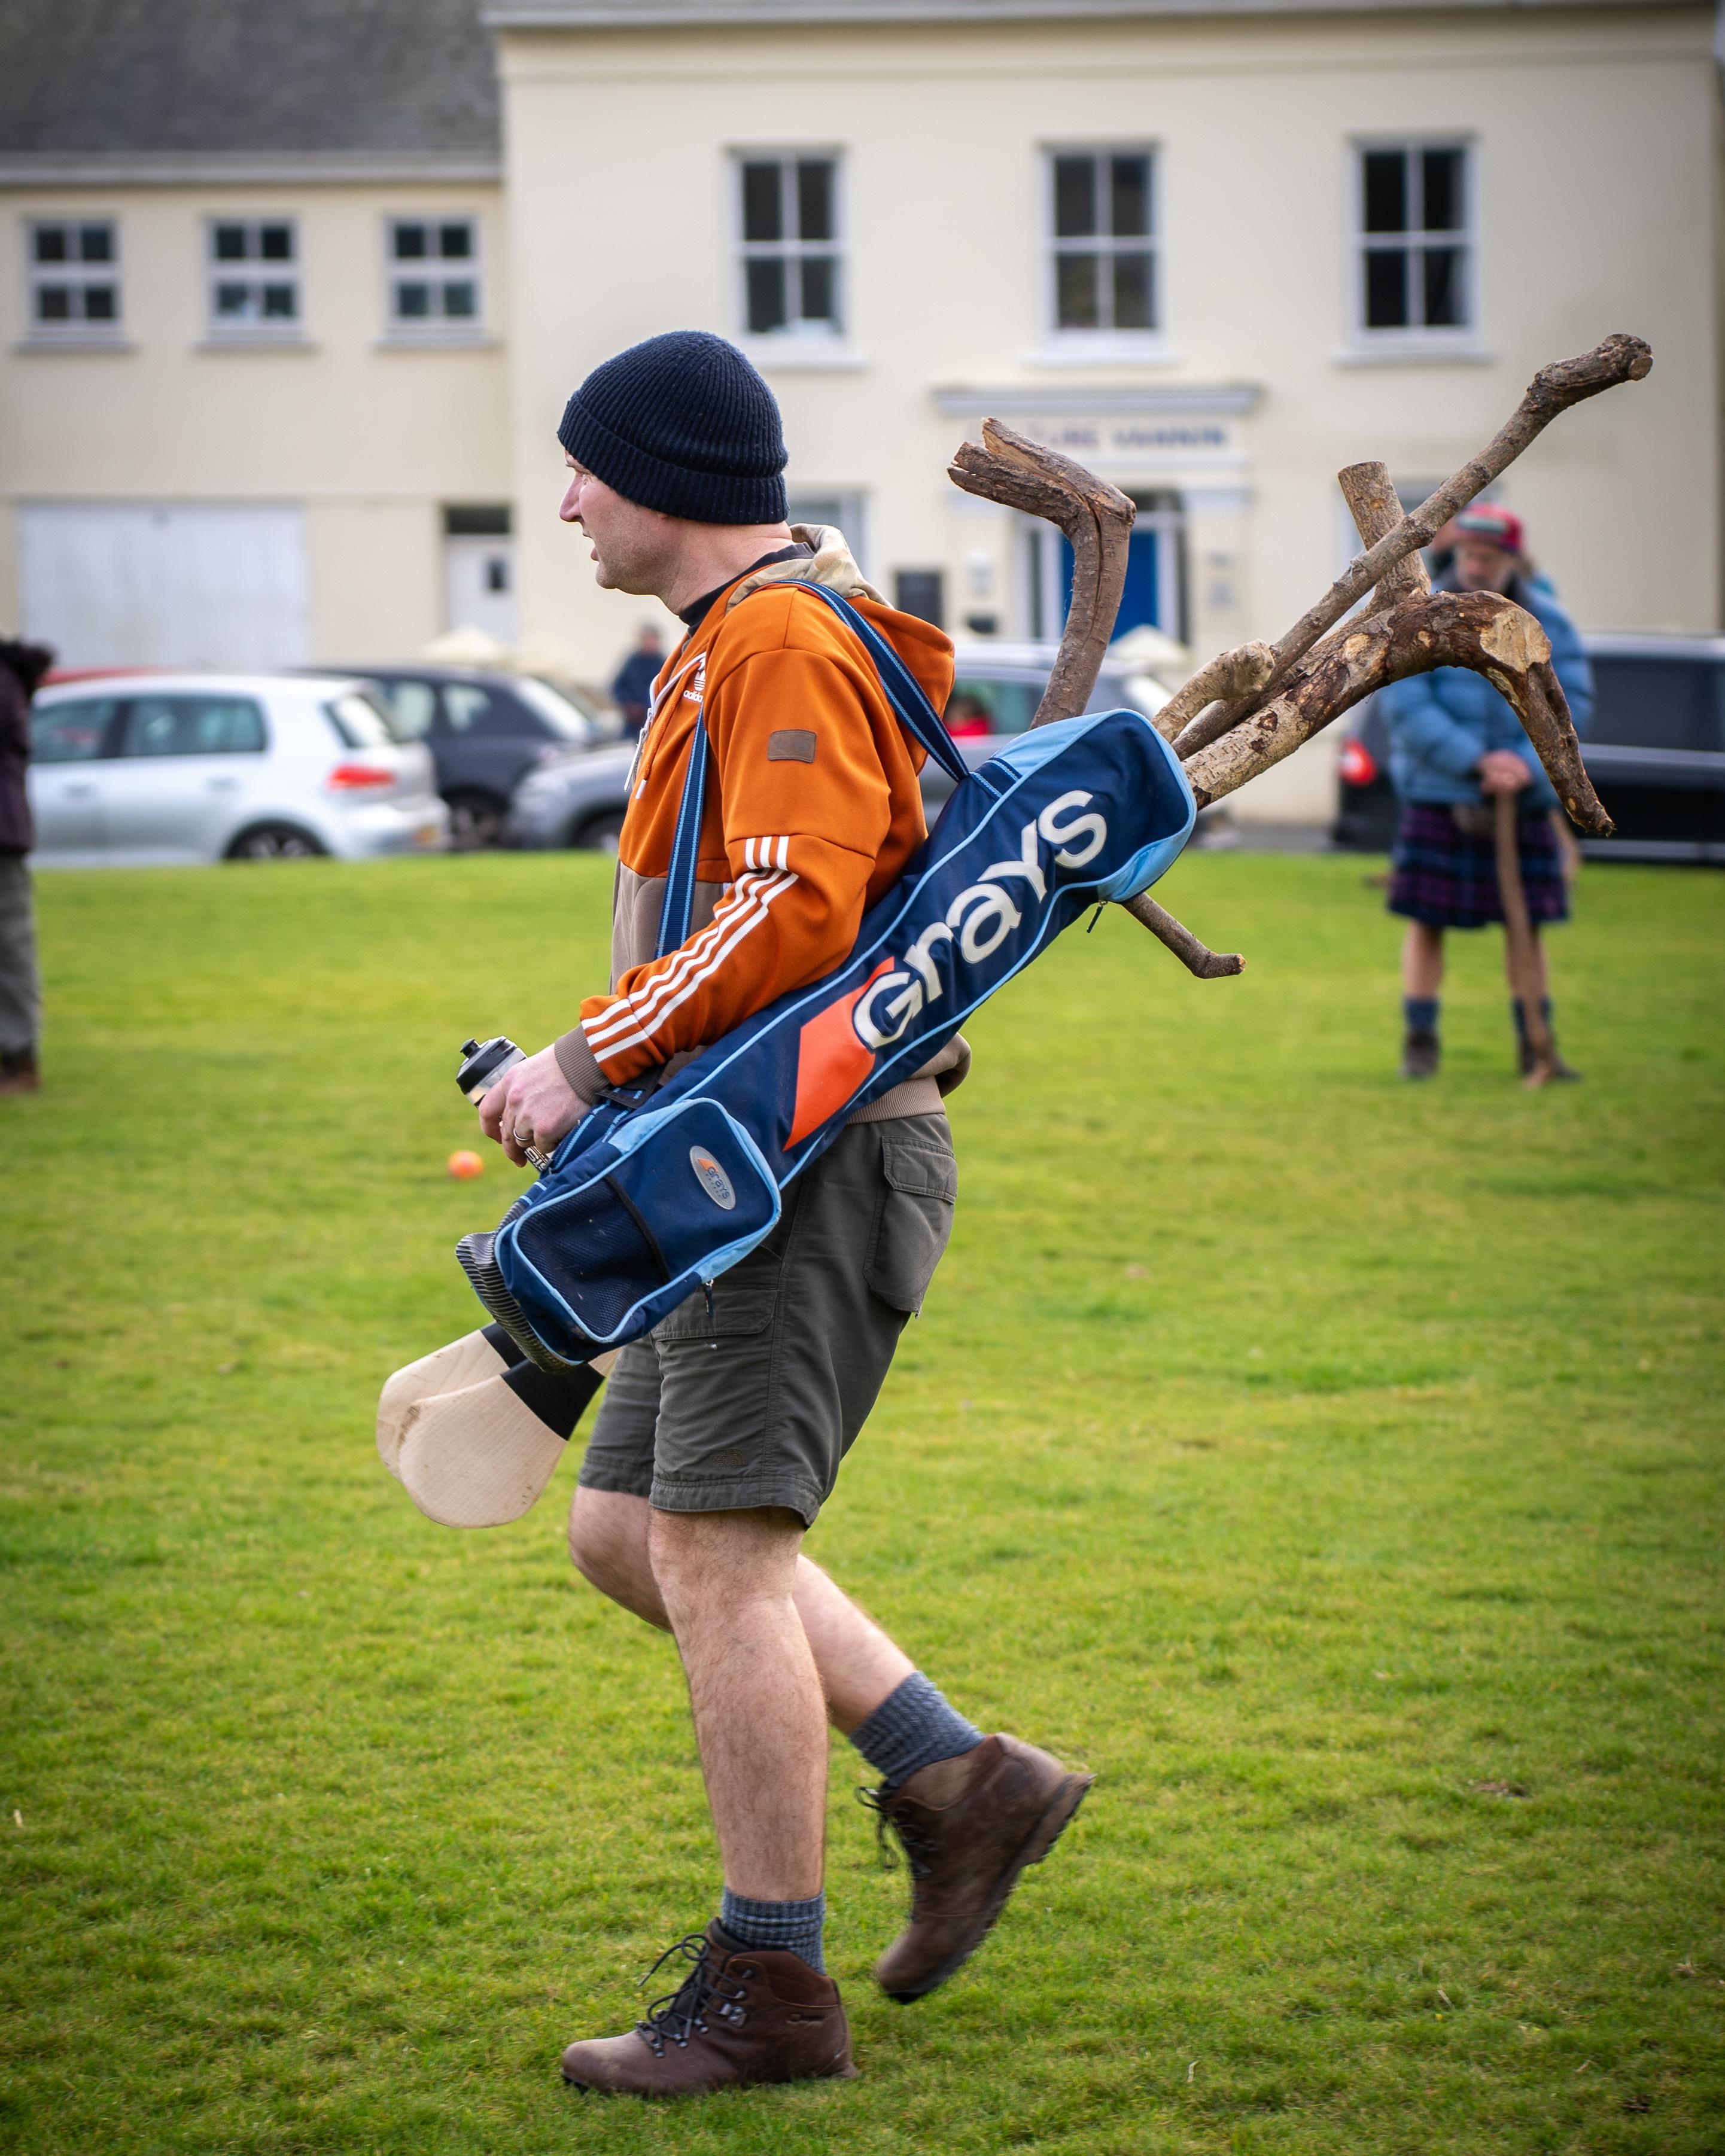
609, 623, 665, 736
1380, 504, 1592, 1080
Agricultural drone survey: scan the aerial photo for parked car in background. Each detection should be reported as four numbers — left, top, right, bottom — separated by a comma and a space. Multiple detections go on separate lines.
28, 674, 448, 866
915, 641, 1171, 811
1333, 631, 1725, 863
503, 641, 1171, 854
327, 665, 619, 849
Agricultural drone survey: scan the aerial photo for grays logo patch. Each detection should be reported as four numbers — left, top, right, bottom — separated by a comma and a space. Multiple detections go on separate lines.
689, 1147, 737, 1211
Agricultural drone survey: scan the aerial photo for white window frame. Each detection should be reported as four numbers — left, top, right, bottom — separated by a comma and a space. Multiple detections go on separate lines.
1038, 144, 1165, 361
1345, 136, 1480, 360
25, 216, 123, 342
204, 215, 302, 341
732, 150, 847, 349
784, 489, 868, 570
382, 213, 485, 340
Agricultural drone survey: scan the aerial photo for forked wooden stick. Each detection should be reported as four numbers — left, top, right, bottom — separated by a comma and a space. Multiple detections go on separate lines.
945, 334, 1650, 980
950, 419, 1245, 975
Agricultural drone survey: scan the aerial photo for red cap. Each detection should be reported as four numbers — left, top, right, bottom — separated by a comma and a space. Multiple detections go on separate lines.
1453, 504, 1523, 554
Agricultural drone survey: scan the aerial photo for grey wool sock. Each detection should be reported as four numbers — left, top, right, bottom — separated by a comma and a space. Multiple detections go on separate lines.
850, 1671, 984, 1792
719, 1888, 826, 1972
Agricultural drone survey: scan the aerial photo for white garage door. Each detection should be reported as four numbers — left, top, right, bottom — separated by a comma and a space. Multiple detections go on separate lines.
19, 502, 309, 670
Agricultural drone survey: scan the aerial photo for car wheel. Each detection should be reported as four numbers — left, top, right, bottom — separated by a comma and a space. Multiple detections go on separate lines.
571, 808, 625, 854
446, 791, 508, 851
227, 823, 327, 860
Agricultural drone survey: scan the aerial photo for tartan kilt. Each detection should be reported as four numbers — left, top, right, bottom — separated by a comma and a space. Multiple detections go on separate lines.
1388, 802, 1570, 930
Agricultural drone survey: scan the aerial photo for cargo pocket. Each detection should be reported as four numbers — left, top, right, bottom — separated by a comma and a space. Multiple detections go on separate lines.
863, 1121, 957, 1315
652, 1256, 781, 1344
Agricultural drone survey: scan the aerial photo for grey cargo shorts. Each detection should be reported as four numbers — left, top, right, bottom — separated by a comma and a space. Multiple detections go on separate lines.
577, 1113, 956, 1527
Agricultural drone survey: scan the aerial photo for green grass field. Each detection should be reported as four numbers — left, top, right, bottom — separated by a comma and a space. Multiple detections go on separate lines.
1, 849, 1721, 2155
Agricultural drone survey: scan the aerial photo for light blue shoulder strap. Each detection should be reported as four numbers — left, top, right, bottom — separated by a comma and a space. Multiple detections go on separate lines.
656, 580, 969, 960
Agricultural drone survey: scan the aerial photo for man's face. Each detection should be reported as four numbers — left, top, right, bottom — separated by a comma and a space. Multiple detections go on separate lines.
1453, 538, 1516, 593
559, 457, 678, 594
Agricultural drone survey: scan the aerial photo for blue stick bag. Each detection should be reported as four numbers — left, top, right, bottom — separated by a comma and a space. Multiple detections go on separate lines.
458, 592, 1195, 1370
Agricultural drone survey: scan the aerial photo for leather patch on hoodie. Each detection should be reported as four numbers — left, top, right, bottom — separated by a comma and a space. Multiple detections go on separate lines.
768, 729, 817, 764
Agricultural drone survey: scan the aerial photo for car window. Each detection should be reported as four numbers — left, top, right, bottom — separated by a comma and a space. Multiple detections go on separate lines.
441, 682, 541, 739
1589, 658, 1723, 753
513, 675, 598, 746
361, 678, 436, 741
31, 698, 118, 763
945, 678, 1041, 737
120, 696, 266, 758
325, 690, 403, 749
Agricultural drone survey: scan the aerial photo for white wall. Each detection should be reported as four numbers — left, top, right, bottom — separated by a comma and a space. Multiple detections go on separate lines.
497, 4, 1717, 820
0, 181, 512, 665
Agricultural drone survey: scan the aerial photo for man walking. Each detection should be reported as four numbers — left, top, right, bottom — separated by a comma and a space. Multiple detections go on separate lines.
1380, 505, 1593, 1080
477, 331, 1090, 2097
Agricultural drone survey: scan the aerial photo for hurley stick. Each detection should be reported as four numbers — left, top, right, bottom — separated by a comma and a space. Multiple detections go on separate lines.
1493, 790, 1559, 1087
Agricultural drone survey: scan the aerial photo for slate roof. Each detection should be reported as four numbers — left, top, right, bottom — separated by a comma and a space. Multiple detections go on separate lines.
0, 0, 499, 164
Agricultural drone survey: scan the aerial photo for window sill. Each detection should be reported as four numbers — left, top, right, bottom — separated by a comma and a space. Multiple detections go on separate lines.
194, 334, 317, 352
1332, 340, 1493, 368
1022, 337, 1178, 369
375, 331, 499, 351
738, 337, 868, 373
14, 334, 135, 354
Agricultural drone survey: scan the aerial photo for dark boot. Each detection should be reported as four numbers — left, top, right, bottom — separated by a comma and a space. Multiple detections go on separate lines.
560, 1921, 855, 2097
1400, 1028, 1440, 1080
0, 1045, 38, 1095
863, 1734, 1093, 2003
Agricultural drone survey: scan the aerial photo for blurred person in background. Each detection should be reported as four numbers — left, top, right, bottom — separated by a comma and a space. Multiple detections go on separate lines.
609, 623, 665, 736
1379, 505, 1592, 1082
0, 637, 53, 1097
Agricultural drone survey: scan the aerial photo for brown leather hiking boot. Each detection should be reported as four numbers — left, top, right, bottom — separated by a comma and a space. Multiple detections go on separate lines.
863, 1734, 1094, 2003
559, 1921, 856, 2097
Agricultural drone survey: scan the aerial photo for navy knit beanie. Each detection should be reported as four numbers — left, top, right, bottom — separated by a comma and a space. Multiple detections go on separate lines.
557, 331, 788, 526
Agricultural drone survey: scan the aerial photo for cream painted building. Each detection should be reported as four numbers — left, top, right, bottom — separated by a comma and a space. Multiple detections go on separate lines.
0, 0, 513, 672
2, 0, 1718, 820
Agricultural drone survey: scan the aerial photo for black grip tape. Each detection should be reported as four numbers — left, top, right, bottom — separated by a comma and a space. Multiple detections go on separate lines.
501, 1356, 604, 1441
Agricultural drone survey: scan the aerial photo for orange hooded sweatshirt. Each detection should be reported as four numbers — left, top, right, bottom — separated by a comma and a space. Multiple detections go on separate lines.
554, 534, 964, 1117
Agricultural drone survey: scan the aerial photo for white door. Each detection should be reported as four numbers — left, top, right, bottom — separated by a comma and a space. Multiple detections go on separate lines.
19, 503, 309, 670
442, 534, 518, 645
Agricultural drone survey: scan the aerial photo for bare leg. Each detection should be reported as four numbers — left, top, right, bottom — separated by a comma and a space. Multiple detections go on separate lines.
569, 1485, 912, 1731
649, 1506, 825, 1902
1402, 919, 1445, 997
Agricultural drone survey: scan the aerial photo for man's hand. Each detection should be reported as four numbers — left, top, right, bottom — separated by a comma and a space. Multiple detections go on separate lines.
1477, 748, 1534, 796
478, 1045, 589, 1167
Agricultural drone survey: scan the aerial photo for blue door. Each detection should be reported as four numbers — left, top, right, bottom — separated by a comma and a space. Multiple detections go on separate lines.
1058, 526, 1162, 632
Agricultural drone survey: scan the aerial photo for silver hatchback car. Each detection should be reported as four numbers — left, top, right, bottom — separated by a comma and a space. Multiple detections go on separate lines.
28, 673, 449, 865
503, 641, 1170, 852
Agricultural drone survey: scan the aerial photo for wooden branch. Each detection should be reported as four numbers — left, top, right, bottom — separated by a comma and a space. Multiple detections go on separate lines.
1493, 791, 1560, 1086
948, 418, 1241, 979
948, 419, 1136, 728
1182, 588, 1614, 836
1119, 891, 1245, 976
1337, 461, 1431, 604
1151, 639, 1275, 744
1180, 334, 1653, 746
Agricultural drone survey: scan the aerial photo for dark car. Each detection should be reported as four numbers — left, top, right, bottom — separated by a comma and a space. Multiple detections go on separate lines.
324, 666, 618, 848
1332, 632, 1725, 862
